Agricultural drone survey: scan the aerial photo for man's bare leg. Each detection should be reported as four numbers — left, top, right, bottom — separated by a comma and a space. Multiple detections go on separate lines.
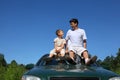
82, 50, 97, 65
69, 51, 75, 60
82, 50, 90, 64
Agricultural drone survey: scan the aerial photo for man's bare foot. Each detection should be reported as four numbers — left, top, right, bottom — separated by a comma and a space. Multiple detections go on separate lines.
86, 56, 97, 66
64, 56, 76, 65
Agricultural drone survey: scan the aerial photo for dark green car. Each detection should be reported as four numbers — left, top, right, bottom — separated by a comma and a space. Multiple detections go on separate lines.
22, 54, 120, 80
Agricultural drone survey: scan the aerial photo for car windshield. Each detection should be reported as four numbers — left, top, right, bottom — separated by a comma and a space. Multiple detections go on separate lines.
36, 59, 68, 66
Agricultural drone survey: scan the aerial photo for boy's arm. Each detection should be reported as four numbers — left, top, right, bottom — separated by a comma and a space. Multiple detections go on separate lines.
54, 43, 58, 50
60, 43, 65, 50
58, 41, 65, 51
54, 38, 58, 51
57, 40, 66, 52
83, 40, 87, 48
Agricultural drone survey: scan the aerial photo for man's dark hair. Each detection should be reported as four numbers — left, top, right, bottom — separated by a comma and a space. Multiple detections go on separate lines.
69, 18, 79, 25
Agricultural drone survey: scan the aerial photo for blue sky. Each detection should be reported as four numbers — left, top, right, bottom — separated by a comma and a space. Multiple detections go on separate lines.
0, 0, 120, 64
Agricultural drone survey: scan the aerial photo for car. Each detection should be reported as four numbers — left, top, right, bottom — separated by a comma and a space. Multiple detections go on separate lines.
22, 54, 120, 80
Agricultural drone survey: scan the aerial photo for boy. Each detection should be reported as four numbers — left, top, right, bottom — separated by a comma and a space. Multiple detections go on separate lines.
49, 29, 66, 58
65, 18, 97, 65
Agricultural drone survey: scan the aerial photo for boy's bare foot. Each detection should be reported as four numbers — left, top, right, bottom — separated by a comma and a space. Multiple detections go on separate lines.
43, 57, 53, 61
86, 56, 97, 66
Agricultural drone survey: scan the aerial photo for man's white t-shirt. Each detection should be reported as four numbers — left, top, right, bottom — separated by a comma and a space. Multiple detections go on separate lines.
65, 28, 87, 47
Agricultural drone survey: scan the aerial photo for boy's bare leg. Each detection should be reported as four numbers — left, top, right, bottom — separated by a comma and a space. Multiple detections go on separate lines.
44, 53, 54, 61
49, 53, 54, 58
61, 53, 64, 57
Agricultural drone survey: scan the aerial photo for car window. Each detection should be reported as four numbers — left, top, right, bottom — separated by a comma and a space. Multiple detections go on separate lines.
37, 59, 68, 66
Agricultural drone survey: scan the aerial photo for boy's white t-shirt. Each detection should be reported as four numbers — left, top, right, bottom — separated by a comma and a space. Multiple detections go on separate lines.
65, 28, 87, 47
54, 37, 66, 47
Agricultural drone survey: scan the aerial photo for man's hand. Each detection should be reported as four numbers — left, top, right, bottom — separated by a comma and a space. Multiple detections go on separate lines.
65, 49, 69, 54
65, 45, 69, 54
83, 40, 87, 48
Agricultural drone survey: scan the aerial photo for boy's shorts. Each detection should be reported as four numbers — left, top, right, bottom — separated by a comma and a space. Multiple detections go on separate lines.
50, 47, 65, 56
68, 46, 87, 57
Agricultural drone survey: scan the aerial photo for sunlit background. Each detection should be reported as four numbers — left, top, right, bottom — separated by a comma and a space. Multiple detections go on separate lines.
0, 0, 120, 64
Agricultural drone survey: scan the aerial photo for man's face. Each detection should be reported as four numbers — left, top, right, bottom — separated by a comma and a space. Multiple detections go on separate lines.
70, 22, 78, 29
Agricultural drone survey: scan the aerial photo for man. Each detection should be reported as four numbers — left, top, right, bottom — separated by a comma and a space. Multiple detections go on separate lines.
65, 18, 97, 65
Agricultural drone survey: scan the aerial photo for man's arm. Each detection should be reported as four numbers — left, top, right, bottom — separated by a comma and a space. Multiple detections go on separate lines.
65, 40, 69, 53
83, 40, 87, 48
65, 30, 70, 53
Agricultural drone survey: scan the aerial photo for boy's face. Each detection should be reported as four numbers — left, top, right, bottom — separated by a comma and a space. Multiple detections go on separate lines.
70, 22, 78, 29
58, 31, 64, 37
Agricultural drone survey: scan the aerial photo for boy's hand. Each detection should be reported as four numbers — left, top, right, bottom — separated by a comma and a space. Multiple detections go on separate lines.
56, 49, 61, 53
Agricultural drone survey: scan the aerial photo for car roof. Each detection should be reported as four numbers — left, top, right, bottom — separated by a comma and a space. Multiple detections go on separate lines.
36, 54, 99, 67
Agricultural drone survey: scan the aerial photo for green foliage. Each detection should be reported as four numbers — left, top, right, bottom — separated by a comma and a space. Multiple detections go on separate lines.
0, 48, 120, 79
0, 54, 27, 80
0, 53, 7, 67
0, 66, 6, 80
99, 48, 120, 74
25, 63, 34, 70
4, 60, 26, 80
0, 53, 7, 80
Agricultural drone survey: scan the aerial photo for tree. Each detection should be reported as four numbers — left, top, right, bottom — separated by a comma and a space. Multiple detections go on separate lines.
0, 53, 7, 67
0, 54, 27, 80
0, 53, 7, 80
115, 48, 120, 67
112, 48, 120, 73
25, 63, 34, 70
4, 60, 26, 80
96, 59, 102, 65
0, 66, 6, 80
99, 48, 120, 74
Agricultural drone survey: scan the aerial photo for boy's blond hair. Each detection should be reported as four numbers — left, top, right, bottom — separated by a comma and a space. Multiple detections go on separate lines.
56, 29, 63, 36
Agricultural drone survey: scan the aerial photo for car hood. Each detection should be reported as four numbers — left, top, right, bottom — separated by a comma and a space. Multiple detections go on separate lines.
25, 64, 119, 78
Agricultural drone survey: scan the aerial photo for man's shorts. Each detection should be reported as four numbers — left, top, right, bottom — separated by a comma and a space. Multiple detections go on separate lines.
68, 46, 87, 57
